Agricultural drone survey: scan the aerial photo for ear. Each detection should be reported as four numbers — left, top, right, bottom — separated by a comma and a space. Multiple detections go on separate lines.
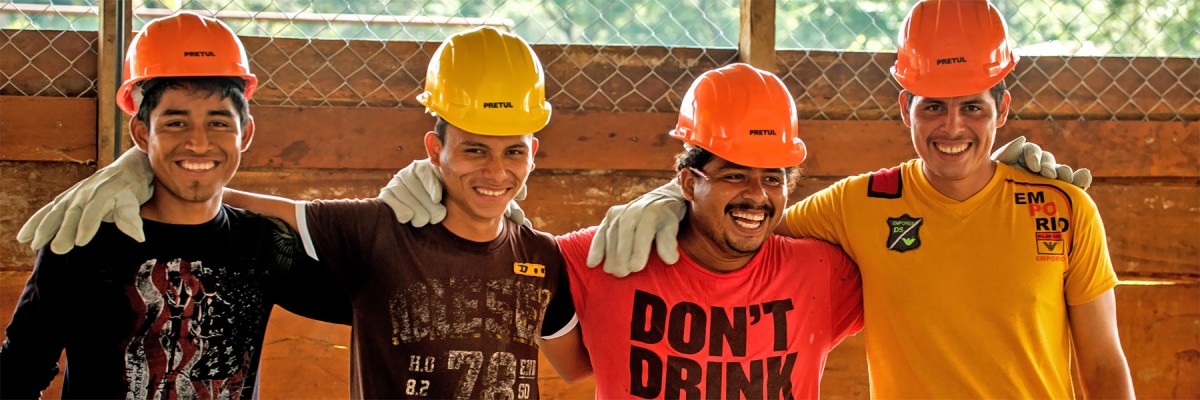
424, 131, 443, 166
995, 91, 1012, 128
898, 91, 913, 128
130, 117, 151, 152
529, 137, 539, 171
679, 168, 696, 202
239, 116, 256, 152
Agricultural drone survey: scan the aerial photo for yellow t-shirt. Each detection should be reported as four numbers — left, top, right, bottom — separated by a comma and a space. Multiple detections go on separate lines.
785, 159, 1117, 399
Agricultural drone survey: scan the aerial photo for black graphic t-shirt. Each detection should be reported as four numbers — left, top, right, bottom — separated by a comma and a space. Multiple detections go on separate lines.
0, 205, 348, 399
302, 198, 571, 400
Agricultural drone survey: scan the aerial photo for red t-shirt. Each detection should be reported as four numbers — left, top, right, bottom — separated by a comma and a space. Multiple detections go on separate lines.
557, 227, 863, 399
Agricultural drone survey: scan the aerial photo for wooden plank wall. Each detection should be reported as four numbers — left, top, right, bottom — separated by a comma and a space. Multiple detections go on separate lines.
1, 31, 1198, 399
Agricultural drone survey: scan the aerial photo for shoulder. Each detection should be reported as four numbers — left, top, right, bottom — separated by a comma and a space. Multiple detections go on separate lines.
770, 234, 847, 259
222, 204, 293, 233
555, 227, 598, 249
998, 164, 1095, 207
814, 160, 915, 200
766, 235, 857, 279
514, 222, 558, 243
511, 221, 566, 255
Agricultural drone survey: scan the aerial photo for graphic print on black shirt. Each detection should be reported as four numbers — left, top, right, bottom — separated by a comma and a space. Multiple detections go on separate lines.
124, 257, 264, 399
0, 206, 348, 400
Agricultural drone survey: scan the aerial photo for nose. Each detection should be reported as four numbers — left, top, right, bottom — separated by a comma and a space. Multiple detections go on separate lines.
183, 125, 213, 153
479, 153, 507, 180
946, 108, 968, 135
738, 178, 770, 203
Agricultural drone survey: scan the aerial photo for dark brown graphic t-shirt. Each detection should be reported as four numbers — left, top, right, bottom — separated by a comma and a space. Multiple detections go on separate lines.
303, 198, 569, 400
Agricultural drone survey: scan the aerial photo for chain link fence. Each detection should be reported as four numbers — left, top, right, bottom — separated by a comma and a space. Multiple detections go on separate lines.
1, 2, 99, 97
2, 0, 1197, 120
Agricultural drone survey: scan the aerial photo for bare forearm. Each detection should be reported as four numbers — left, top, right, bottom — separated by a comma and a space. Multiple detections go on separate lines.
538, 326, 592, 384
1070, 290, 1135, 399
222, 188, 302, 230
1078, 361, 1135, 399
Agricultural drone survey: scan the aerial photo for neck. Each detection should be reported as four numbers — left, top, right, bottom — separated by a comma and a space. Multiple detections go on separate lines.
923, 160, 998, 202
139, 191, 222, 225
677, 221, 755, 273
441, 210, 505, 243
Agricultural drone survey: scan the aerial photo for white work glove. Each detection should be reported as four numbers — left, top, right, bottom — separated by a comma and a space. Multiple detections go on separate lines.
377, 158, 530, 228
17, 148, 154, 254
991, 136, 1093, 190
586, 179, 686, 277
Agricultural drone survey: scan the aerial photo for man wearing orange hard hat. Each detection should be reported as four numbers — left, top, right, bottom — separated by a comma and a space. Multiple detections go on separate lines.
2, 12, 346, 398
585, 0, 1134, 398
556, 63, 864, 398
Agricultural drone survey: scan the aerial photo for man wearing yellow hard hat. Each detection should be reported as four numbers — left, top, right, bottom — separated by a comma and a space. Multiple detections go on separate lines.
588, 0, 1135, 398
16, 26, 588, 399
2, 12, 347, 398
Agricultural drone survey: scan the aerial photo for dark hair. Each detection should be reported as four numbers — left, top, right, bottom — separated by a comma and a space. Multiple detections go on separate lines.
135, 76, 250, 124
903, 79, 1007, 111
433, 116, 449, 142
673, 145, 802, 193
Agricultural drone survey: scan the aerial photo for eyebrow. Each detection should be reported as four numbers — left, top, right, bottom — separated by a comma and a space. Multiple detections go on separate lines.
158, 109, 236, 118
710, 164, 784, 175
208, 109, 236, 118
461, 141, 529, 150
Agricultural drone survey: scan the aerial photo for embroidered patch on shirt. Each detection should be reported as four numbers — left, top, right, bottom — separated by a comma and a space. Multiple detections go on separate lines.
886, 214, 923, 252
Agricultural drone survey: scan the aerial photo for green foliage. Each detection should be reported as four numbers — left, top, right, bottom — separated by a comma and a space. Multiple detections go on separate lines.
1, 0, 1195, 56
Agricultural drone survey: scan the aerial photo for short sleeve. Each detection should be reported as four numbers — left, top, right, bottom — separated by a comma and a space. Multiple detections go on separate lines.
554, 228, 599, 317
1063, 191, 1118, 306
261, 216, 353, 325
540, 252, 576, 338
786, 178, 852, 247
302, 198, 391, 283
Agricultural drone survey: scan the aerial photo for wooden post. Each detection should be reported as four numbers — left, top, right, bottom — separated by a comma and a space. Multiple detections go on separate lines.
97, 0, 132, 167
739, 0, 776, 72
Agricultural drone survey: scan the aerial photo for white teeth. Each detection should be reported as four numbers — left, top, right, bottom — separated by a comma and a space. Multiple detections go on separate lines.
180, 161, 215, 171
724, 210, 763, 219
936, 143, 969, 154
731, 210, 765, 229
730, 211, 765, 221
475, 188, 505, 196
734, 219, 762, 229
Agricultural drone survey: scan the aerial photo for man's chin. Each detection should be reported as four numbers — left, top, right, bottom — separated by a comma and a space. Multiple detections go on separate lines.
726, 238, 767, 257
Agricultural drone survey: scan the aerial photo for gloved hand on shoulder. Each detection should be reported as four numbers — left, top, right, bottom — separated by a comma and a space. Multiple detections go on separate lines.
378, 158, 530, 228
18, 148, 154, 254
991, 136, 1093, 190
586, 178, 687, 277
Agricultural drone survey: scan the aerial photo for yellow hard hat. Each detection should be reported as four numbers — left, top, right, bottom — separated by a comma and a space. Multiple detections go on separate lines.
417, 27, 552, 136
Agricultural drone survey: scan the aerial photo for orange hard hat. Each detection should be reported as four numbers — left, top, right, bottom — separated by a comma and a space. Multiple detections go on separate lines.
117, 12, 257, 115
891, 0, 1018, 98
670, 63, 806, 169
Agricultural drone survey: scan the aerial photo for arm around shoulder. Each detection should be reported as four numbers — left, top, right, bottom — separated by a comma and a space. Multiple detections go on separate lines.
1069, 289, 1135, 399
223, 188, 303, 230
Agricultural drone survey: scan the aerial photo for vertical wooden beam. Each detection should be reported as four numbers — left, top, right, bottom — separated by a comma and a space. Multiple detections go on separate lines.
739, 0, 776, 72
97, 0, 132, 167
